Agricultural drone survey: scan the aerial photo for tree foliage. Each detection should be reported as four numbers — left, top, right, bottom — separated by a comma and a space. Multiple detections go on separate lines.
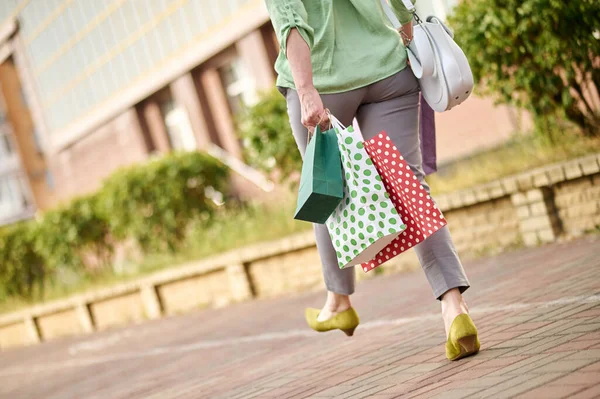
240, 88, 301, 181
450, 0, 600, 135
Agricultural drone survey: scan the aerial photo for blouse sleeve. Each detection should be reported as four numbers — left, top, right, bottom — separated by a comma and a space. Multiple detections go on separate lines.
389, 0, 416, 25
265, 0, 315, 55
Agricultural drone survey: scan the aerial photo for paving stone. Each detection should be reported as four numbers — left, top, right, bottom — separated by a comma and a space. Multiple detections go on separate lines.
542, 303, 600, 322
286, 385, 331, 399
520, 334, 583, 355
518, 319, 577, 338
347, 384, 396, 398
400, 362, 446, 374
569, 384, 600, 399
517, 384, 588, 399
1, 236, 599, 399
564, 323, 600, 334
394, 352, 443, 364
485, 353, 564, 376
550, 371, 600, 386
578, 361, 600, 372
468, 348, 514, 360
530, 358, 598, 374
460, 375, 513, 388
429, 388, 484, 399
573, 331, 600, 342
476, 356, 529, 369
473, 372, 565, 398
375, 383, 422, 396
547, 340, 597, 353
311, 383, 372, 397
402, 380, 454, 399
563, 349, 600, 360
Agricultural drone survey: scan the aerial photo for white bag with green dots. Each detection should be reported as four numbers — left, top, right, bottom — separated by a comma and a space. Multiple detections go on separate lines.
326, 115, 407, 269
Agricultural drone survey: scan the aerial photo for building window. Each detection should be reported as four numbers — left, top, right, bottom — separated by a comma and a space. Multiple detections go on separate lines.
0, 173, 31, 223
151, 87, 197, 152
218, 58, 257, 115
0, 128, 14, 158
0, 108, 17, 164
0, 102, 34, 224
160, 97, 197, 152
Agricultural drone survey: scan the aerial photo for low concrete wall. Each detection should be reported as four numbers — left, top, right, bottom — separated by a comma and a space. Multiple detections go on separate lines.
444, 196, 521, 259
437, 153, 600, 249
1, 153, 599, 349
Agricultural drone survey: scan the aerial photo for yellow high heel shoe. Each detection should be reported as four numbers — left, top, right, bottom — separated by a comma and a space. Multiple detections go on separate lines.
446, 313, 480, 361
305, 307, 360, 336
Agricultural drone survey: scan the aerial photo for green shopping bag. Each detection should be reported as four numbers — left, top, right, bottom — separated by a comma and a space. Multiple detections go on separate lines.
294, 126, 344, 223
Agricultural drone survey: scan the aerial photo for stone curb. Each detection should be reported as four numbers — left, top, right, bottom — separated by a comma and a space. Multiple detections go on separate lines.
437, 153, 600, 212
0, 231, 316, 328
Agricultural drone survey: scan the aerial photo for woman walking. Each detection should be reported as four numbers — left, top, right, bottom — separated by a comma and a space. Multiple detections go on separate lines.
265, 0, 480, 361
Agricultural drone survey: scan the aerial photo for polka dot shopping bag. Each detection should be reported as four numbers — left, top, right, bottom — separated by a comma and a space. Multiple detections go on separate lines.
360, 131, 447, 273
326, 115, 408, 269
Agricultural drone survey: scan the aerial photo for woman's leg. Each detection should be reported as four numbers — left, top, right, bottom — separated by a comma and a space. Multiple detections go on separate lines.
355, 69, 470, 334
283, 87, 365, 319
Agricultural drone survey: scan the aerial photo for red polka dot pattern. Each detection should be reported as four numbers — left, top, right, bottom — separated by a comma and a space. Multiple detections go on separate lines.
360, 131, 447, 273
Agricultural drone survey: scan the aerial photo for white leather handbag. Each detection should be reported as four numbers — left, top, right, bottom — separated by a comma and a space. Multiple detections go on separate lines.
380, 0, 474, 112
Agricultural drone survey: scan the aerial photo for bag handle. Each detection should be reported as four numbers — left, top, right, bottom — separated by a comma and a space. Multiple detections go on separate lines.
380, 0, 435, 79
400, 0, 416, 12
326, 111, 347, 133
306, 111, 332, 146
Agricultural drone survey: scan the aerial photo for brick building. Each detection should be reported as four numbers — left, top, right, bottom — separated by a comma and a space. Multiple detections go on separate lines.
0, 0, 525, 226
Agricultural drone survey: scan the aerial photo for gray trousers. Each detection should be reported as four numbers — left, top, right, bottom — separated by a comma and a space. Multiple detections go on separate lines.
283, 68, 470, 300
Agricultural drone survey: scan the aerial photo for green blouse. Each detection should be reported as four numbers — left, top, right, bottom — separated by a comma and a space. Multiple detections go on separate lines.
265, 0, 415, 94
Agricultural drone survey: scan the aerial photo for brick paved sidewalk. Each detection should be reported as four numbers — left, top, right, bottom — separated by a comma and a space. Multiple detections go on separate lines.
0, 236, 599, 399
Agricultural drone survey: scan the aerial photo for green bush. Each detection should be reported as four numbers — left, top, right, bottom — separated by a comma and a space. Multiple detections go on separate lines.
0, 151, 230, 303
34, 194, 112, 273
0, 223, 45, 300
99, 151, 229, 253
450, 0, 600, 136
240, 88, 301, 181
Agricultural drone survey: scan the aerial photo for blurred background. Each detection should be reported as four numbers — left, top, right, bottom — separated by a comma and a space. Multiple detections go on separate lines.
0, 0, 532, 224
0, 0, 598, 345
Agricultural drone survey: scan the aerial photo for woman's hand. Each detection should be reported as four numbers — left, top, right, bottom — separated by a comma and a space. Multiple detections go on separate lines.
298, 86, 328, 132
285, 29, 328, 132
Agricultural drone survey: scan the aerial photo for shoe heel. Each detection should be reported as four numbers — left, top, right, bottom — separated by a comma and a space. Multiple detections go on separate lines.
458, 335, 478, 354
342, 327, 357, 337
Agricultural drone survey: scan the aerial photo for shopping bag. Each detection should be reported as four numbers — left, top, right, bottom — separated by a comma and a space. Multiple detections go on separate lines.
326, 116, 407, 269
294, 125, 344, 223
360, 131, 447, 272
420, 95, 438, 175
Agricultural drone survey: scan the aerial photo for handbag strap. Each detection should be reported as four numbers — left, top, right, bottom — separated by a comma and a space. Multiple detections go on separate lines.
380, 0, 420, 29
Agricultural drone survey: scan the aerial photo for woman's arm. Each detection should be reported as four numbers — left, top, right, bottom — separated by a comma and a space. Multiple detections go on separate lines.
286, 29, 327, 131
265, 0, 325, 131
388, 1, 415, 54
